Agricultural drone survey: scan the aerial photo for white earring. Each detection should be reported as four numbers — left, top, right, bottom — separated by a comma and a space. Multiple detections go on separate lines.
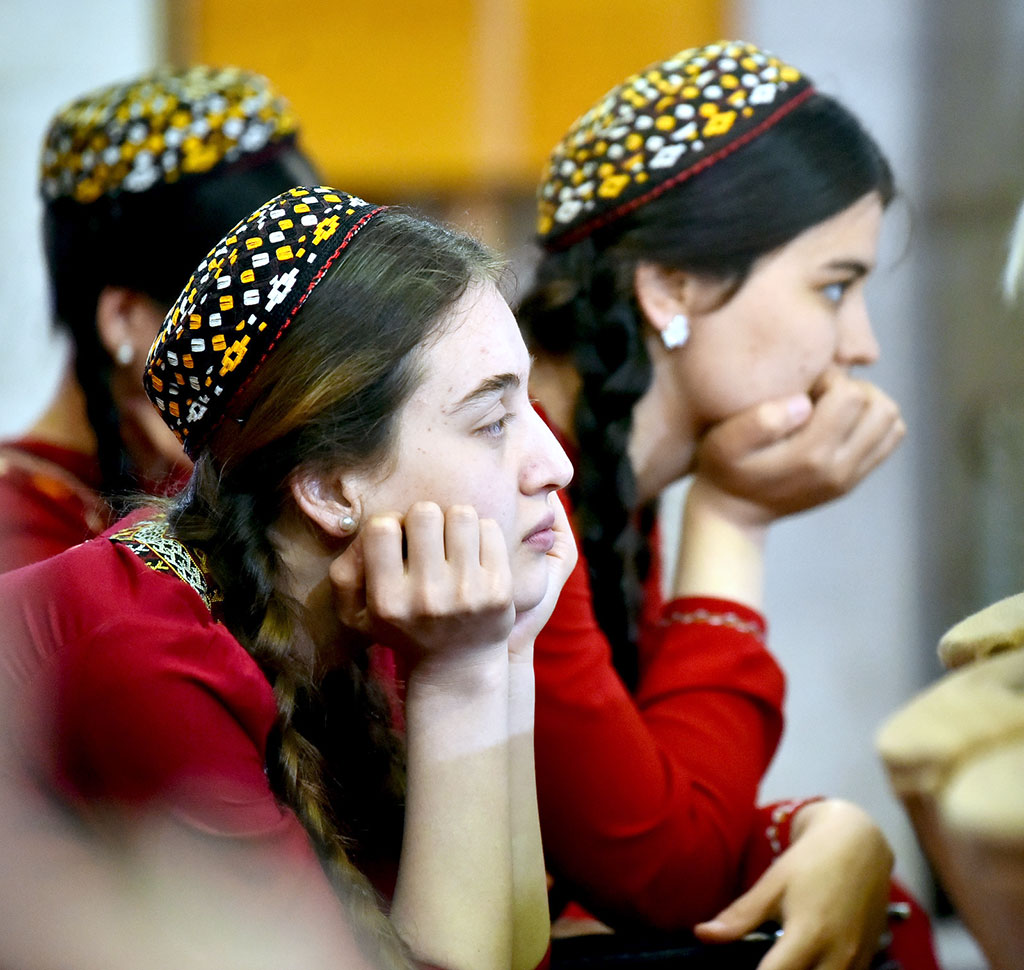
339, 514, 356, 534
115, 342, 135, 366
661, 313, 690, 350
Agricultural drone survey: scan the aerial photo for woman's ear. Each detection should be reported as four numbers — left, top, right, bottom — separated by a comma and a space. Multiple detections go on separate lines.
290, 472, 363, 539
633, 263, 689, 336
96, 286, 166, 368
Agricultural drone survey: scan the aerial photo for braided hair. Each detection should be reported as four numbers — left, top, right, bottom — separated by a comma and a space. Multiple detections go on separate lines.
167, 209, 500, 969
519, 92, 895, 688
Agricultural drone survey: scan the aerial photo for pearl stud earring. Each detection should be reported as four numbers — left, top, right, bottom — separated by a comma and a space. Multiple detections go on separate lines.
339, 514, 356, 534
115, 342, 135, 366
661, 313, 690, 350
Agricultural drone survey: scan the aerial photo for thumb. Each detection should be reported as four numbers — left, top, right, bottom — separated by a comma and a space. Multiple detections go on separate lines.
755, 394, 813, 440
328, 538, 371, 634
694, 870, 783, 943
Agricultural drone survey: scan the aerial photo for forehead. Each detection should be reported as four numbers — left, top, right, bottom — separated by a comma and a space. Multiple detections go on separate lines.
410, 280, 528, 409
785, 191, 885, 261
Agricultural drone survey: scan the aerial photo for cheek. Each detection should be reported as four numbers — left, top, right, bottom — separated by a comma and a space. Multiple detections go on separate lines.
685, 318, 834, 422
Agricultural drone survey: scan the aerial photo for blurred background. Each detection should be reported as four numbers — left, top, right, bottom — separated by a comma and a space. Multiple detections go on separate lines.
2, 1, 1022, 965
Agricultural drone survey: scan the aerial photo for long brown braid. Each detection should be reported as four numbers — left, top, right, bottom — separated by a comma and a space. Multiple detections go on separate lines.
167, 209, 501, 968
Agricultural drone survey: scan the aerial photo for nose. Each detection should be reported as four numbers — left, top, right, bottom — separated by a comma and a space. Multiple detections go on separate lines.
521, 411, 574, 495
836, 297, 881, 367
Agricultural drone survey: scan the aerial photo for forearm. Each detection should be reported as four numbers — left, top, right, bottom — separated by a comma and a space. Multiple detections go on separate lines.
392, 650, 514, 970
508, 656, 550, 970
672, 477, 767, 609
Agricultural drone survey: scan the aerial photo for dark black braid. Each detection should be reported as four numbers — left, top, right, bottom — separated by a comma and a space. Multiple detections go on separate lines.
520, 240, 654, 690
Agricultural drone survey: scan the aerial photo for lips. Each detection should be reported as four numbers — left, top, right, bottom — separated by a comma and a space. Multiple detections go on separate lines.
524, 512, 557, 549
522, 512, 555, 543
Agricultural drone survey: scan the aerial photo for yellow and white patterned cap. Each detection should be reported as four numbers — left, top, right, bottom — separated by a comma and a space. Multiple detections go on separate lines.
537, 40, 813, 249
40, 65, 300, 204
144, 185, 387, 457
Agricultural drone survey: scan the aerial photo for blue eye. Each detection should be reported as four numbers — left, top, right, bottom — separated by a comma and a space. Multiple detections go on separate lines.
479, 413, 513, 437
823, 282, 848, 305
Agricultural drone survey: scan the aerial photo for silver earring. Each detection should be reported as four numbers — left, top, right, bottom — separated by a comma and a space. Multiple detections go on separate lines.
115, 342, 135, 366
339, 514, 356, 534
661, 313, 690, 350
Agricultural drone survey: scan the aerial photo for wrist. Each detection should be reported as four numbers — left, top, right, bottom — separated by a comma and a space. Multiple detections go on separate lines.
775, 796, 828, 850
688, 475, 774, 534
673, 479, 767, 606
406, 643, 509, 694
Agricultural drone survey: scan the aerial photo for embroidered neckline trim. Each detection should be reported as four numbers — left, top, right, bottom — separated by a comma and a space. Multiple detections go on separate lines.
109, 517, 221, 612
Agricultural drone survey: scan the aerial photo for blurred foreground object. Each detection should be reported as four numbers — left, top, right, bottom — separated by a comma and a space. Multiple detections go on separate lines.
877, 616, 1024, 970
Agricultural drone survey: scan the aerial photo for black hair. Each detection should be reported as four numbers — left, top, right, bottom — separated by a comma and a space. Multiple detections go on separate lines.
518, 92, 895, 688
41, 140, 321, 503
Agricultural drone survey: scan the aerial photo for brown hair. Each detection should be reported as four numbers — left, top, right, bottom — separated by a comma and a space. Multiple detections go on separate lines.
167, 209, 501, 968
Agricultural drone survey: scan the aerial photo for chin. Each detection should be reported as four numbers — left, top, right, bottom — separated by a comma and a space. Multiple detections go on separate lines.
512, 569, 550, 615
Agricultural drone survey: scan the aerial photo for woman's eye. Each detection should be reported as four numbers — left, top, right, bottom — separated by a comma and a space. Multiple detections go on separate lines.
479, 413, 513, 437
822, 281, 849, 305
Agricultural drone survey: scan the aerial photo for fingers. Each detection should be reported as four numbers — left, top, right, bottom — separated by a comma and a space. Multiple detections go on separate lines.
360, 513, 406, 619
348, 502, 515, 661
406, 502, 448, 587
694, 869, 783, 943
328, 535, 370, 634
805, 377, 905, 490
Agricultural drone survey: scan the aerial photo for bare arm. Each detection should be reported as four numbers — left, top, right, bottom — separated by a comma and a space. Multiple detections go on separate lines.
505, 497, 578, 970
353, 503, 517, 970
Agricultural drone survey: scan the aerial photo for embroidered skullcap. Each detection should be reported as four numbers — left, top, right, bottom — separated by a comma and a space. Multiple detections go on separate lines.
537, 40, 814, 249
41, 65, 300, 204
144, 185, 386, 457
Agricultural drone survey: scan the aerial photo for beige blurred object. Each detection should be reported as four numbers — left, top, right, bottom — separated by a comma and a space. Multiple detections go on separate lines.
937, 591, 1024, 668
877, 614, 1024, 970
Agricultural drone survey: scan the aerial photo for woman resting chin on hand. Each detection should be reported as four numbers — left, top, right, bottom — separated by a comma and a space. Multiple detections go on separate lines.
0, 187, 575, 970
520, 39, 937, 970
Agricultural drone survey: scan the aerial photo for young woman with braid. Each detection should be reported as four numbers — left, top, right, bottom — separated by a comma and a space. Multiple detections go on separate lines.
0, 66, 320, 573
520, 42, 941, 969
0, 186, 575, 970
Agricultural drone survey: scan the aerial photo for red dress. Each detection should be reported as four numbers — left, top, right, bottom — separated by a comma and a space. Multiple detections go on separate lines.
532, 415, 940, 968
0, 439, 109, 573
0, 515, 549, 970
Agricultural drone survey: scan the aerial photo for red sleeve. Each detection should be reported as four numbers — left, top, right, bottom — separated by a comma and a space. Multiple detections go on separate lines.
741, 799, 825, 887
0, 455, 105, 574
534, 489, 786, 930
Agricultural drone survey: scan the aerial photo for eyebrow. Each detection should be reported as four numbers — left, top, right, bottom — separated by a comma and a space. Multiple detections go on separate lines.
823, 259, 872, 278
449, 372, 521, 413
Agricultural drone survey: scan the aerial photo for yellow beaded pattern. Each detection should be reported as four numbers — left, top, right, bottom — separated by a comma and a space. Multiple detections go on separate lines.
41, 65, 299, 204
144, 186, 386, 456
537, 40, 811, 248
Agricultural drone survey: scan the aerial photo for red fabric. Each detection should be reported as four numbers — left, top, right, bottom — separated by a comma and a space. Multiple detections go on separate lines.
886, 881, 942, 970
1, 530, 316, 860
531, 410, 941, 967
0, 439, 108, 574
534, 484, 787, 929
0, 522, 552, 970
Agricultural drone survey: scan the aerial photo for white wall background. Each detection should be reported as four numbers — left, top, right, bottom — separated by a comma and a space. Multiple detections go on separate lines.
0, 0, 158, 437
